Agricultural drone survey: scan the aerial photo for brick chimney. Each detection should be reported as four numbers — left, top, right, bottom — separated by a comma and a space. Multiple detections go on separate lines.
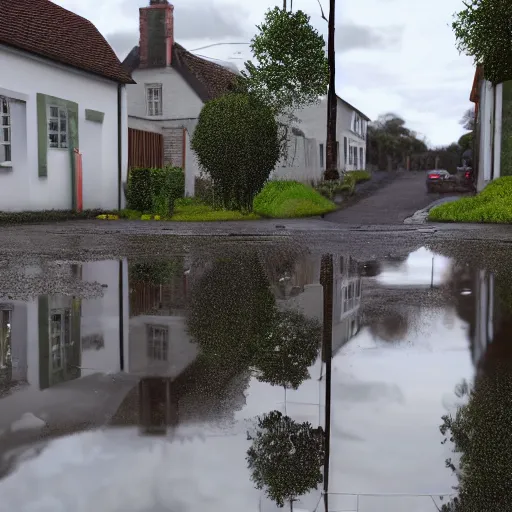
139, 0, 174, 69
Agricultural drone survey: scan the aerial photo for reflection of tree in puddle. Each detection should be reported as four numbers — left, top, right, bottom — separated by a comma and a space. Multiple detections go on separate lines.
368, 310, 409, 342
253, 310, 321, 390
439, 318, 512, 511
247, 410, 325, 510
187, 252, 321, 390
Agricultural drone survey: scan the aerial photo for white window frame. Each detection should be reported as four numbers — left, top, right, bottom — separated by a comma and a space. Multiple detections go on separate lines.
47, 105, 68, 149
146, 324, 168, 361
146, 84, 163, 116
0, 96, 11, 166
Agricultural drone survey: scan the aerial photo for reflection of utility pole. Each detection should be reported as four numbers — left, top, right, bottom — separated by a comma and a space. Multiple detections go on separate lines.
320, 254, 333, 512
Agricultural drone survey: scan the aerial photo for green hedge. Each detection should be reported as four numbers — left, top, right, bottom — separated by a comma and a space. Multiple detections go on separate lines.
428, 176, 512, 223
127, 166, 185, 216
253, 180, 336, 218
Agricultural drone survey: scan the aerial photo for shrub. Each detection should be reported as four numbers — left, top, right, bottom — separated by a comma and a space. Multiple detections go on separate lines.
348, 170, 371, 182
191, 93, 280, 211
315, 174, 357, 199
253, 180, 336, 218
428, 176, 512, 223
127, 166, 184, 216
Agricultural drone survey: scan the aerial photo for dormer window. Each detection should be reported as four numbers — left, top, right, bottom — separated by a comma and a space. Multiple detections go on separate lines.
146, 84, 163, 116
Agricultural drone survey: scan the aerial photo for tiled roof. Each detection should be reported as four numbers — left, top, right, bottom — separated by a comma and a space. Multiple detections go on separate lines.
123, 43, 237, 102
0, 0, 135, 84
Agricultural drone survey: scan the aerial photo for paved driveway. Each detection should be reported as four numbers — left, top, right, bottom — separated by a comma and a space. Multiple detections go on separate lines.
325, 171, 446, 225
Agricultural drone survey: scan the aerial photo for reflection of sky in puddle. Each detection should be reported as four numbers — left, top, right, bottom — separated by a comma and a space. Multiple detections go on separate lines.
330, 304, 474, 508
378, 248, 451, 287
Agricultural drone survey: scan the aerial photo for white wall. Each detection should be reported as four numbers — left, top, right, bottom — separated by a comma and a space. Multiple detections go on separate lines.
128, 314, 199, 379
0, 45, 125, 212
271, 133, 322, 183
127, 67, 203, 122
296, 97, 367, 173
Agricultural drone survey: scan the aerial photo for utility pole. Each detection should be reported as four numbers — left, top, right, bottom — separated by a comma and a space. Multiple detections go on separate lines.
325, 0, 338, 180
283, 0, 287, 10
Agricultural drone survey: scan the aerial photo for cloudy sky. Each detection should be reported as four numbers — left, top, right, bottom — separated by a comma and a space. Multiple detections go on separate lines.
54, 0, 475, 147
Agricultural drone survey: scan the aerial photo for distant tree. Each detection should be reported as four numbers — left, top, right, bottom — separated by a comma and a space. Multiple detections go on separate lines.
452, 0, 512, 84
366, 113, 427, 170
458, 132, 473, 152
253, 310, 321, 390
191, 93, 280, 210
247, 410, 325, 510
459, 108, 475, 131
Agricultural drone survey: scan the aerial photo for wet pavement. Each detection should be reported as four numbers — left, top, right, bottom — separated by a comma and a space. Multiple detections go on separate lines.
0, 238, 510, 511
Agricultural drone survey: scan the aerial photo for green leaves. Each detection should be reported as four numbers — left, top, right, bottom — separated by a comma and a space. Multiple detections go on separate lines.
191, 93, 280, 211
241, 7, 328, 115
452, 0, 512, 84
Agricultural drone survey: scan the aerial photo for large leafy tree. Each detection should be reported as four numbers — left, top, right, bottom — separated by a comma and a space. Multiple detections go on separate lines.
247, 410, 325, 509
191, 93, 280, 210
241, 8, 328, 115
240, 8, 328, 160
452, 0, 512, 84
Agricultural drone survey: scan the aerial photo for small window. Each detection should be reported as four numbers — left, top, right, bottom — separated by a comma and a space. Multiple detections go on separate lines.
343, 137, 347, 165
319, 143, 324, 168
348, 145, 353, 165
146, 84, 163, 116
146, 324, 168, 361
0, 97, 11, 165
360, 147, 364, 169
48, 106, 68, 149
354, 146, 358, 167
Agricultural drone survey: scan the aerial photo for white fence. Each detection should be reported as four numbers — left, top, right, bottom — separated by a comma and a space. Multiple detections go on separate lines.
270, 133, 323, 184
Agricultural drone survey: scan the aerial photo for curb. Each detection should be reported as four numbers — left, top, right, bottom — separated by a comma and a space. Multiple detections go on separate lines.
404, 196, 462, 225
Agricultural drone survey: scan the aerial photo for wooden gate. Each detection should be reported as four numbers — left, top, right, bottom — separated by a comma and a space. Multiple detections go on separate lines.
128, 128, 164, 169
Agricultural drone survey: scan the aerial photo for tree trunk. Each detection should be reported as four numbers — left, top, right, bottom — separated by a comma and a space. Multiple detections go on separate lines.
325, 0, 338, 181
283, 0, 287, 10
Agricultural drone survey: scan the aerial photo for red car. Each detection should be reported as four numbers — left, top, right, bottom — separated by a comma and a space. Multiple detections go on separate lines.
426, 170, 451, 193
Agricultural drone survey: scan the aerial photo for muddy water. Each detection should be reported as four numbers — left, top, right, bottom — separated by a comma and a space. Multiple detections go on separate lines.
0, 245, 506, 511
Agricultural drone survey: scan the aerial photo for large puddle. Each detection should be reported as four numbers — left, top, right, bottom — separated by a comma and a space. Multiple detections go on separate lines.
0, 245, 507, 511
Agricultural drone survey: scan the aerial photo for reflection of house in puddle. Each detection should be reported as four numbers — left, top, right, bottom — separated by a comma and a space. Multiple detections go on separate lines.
0, 261, 131, 442
454, 266, 507, 375
270, 254, 362, 355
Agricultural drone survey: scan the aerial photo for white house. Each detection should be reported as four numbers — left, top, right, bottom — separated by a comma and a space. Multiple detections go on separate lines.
470, 65, 512, 191
122, 0, 238, 196
0, 0, 133, 212
296, 96, 370, 173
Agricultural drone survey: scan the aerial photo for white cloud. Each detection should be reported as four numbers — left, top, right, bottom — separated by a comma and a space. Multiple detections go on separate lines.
54, 0, 475, 146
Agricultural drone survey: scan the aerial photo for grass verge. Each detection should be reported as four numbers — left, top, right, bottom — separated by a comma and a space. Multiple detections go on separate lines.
429, 176, 512, 223
117, 199, 260, 222
253, 180, 336, 218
